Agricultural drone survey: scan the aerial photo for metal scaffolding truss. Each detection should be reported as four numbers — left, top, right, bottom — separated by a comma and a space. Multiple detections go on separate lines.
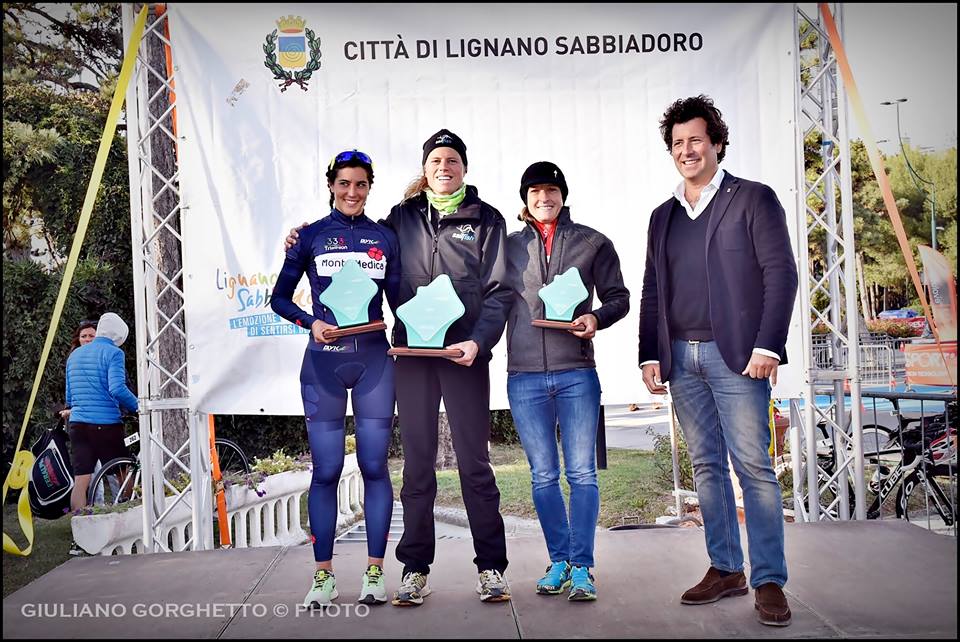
789, 3, 866, 523
121, 4, 213, 553
119, 4, 867, 554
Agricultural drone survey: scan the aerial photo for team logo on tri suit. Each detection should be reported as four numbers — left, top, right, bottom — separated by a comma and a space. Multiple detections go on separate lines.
263, 15, 322, 92
453, 224, 477, 242
324, 236, 348, 251
316, 252, 387, 279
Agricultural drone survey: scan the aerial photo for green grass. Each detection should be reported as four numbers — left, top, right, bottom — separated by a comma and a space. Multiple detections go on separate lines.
389, 444, 674, 528
3, 504, 74, 598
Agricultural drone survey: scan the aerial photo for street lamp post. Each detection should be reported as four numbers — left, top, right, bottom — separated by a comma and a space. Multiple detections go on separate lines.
881, 98, 938, 250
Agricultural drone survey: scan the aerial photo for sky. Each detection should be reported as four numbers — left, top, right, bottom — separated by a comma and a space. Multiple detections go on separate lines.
840, 3, 958, 153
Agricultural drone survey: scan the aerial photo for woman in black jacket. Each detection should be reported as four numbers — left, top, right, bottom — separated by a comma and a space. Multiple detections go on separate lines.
386, 129, 512, 606
505, 162, 630, 602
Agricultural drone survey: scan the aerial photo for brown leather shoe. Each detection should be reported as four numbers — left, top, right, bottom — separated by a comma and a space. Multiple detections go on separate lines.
680, 567, 748, 605
754, 583, 792, 626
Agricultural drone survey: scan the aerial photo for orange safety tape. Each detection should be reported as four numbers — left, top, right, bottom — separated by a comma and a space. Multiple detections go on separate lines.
154, 4, 179, 142
818, 4, 954, 387
208, 415, 232, 547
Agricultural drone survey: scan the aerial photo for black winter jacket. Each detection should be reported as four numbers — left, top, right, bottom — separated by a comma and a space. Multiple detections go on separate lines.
506, 208, 630, 372
381, 186, 511, 357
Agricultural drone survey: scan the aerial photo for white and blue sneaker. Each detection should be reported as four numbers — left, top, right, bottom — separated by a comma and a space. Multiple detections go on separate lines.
477, 569, 511, 602
392, 571, 431, 607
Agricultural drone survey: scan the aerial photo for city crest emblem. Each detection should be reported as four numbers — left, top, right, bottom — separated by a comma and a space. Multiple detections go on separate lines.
263, 15, 322, 92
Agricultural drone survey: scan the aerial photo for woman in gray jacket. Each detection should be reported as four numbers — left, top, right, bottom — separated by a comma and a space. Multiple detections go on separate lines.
506, 162, 630, 602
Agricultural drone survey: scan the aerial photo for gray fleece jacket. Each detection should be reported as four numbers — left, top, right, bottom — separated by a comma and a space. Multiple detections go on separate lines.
506, 208, 630, 372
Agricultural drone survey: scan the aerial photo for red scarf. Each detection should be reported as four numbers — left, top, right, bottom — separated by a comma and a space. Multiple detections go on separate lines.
532, 219, 557, 259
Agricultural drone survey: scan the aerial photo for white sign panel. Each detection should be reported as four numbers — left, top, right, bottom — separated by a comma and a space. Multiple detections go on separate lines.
168, 3, 802, 414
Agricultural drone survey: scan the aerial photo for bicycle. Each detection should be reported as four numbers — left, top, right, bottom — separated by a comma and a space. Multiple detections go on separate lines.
817, 400, 956, 525
86, 424, 250, 507
865, 414, 955, 525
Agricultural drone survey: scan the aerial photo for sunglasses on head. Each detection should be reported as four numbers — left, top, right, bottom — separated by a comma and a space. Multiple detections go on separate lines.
328, 149, 373, 171
80, 320, 98, 327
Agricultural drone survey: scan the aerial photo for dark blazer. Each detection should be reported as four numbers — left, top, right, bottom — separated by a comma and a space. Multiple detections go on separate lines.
637, 172, 798, 381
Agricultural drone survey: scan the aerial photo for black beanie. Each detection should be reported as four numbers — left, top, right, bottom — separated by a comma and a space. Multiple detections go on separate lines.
421, 129, 468, 167
519, 161, 568, 203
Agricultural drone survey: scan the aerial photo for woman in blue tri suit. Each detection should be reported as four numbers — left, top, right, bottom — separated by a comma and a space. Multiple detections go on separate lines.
271, 150, 400, 608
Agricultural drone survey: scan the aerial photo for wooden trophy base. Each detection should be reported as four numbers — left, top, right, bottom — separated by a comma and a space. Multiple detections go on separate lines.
531, 319, 586, 332
322, 320, 387, 339
387, 347, 465, 358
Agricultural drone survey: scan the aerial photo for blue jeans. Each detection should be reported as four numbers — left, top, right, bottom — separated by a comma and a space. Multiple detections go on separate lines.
507, 368, 601, 568
669, 340, 787, 588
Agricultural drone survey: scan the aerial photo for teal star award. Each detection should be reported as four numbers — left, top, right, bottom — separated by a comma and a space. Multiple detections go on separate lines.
532, 267, 589, 331
317, 260, 387, 338
387, 274, 466, 358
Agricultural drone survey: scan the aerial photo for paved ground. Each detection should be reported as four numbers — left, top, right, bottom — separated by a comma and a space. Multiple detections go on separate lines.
4, 521, 955, 638
337, 503, 483, 543
602, 403, 671, 450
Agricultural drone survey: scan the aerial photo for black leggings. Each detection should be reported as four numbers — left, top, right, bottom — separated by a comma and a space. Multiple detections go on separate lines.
394, 357, 507, 575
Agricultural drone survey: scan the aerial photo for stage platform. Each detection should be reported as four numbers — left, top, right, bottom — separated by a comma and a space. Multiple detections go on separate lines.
4, 520, 956, 639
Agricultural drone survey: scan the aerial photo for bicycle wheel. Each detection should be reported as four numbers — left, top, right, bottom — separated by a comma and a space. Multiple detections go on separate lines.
87, 456, 141, 507
214, 438, 250, 475
861, 424, 895, 454
817, 424, 895, 519
896, 464, 956, 527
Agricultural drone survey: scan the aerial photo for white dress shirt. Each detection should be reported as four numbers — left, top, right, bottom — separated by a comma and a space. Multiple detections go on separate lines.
674, 168, 725, 219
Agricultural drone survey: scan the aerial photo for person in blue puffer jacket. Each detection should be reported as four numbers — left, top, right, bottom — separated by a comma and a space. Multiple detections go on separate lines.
65, 312, 138, 510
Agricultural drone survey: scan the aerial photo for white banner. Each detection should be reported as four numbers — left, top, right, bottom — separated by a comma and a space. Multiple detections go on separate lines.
168, 3, 803, 415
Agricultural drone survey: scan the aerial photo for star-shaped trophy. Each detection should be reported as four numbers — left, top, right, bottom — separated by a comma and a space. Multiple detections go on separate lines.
317, 260, 387, 338
387, 274, 466, 357
532, 266, 589, 331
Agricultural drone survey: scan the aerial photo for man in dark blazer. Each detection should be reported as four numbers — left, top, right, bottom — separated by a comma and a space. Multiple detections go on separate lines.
638, 95, 798, 627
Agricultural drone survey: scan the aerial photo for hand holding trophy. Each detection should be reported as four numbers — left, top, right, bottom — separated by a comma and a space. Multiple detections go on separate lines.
317, 259, 388, 338
532, 266, 589, 331
387, 275, 466, 358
